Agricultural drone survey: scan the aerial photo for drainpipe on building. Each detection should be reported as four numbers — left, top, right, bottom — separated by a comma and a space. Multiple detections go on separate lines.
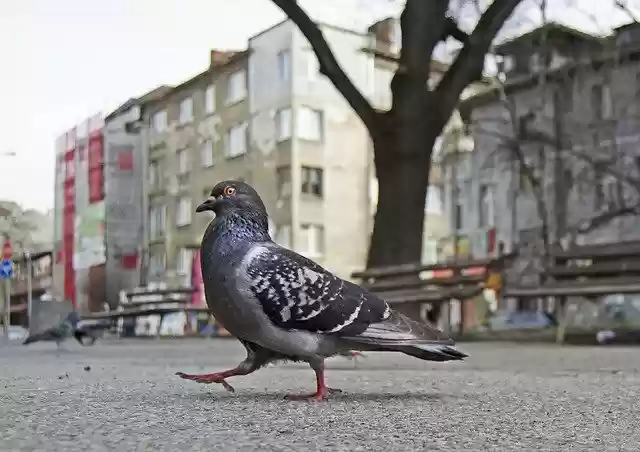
447, 138, 461, 336
290, 105, 300, 252
130, 117, 149, 287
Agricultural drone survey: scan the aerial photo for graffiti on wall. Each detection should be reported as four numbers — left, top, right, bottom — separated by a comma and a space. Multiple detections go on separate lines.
73, 201, 106, 270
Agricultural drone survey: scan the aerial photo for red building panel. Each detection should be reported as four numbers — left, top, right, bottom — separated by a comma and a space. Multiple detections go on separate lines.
88, 132, 104, 169
88, 167, 104, 203
88, 131, 104, 204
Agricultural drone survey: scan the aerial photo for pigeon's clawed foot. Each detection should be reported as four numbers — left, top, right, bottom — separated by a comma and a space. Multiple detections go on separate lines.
284, 367, 341, 402
175, 372, 236, 392
284, 387, 342, 402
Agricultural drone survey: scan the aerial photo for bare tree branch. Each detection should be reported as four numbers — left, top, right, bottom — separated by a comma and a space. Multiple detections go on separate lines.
563, 201, 640, 244
269, 0, 382, 139
434, 0, 524, 124
562, 145, 640, 191
442, 15, 470, 44
615, 0, 640, 23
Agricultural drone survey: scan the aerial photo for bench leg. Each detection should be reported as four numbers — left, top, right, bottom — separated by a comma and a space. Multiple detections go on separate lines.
395, 303, 423, 324
157, 315, 165, 338
441, 302, 451, 335
555, 298, 571, 345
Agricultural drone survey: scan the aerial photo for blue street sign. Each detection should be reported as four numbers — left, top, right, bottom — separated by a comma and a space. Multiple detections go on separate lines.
0, 259, 13, 279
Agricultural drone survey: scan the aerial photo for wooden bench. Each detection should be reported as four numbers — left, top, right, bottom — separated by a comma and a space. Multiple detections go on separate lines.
351, 254, 513, 334
81, 287, 212, 338
503, 240, 640, 343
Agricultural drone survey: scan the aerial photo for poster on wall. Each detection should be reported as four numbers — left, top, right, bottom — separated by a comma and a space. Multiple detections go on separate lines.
73, 201, 106, 270
437, 235, 471, 261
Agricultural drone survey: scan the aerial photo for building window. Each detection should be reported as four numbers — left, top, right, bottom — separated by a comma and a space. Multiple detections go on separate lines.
421, 238, 438, 265
593, 162, 609, 210
225, 122, 247, 158
277, 49, 291, 82
301, 167, 323, 197
529, 53, 543, 72
591, 83, 612, 120
179, 97, 194, 124
227, 70, 247, 105
149, 160, 160, 189
276, 166, 292, 199
275, 225, 292, 248
152, 110, 168, 133
205, 85, 216, 114
176, 197, 192, 226
299, 224, 324, 257
177, 149, 190, 175
297, 106, 323, 141
451, 184, 464, 231
200, 140, 214, 167
176, 247, 194, 276
479, 184, 495, 228
275, 107, 292, 141
425, 186, 443, 215
149, 205, 166, 240
149, 251, 167, 277
305, 49, 319, 81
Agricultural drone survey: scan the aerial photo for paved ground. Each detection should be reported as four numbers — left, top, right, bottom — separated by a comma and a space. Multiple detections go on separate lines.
0, 339, 639, 451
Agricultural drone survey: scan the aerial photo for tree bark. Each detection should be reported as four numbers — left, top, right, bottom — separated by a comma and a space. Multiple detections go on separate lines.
367, 136, 434, 267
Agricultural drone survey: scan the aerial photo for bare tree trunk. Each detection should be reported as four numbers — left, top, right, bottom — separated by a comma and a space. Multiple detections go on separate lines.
367, 138, 433, 267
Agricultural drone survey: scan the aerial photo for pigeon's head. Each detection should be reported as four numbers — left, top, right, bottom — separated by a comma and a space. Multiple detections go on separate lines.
197, 180, 267, 218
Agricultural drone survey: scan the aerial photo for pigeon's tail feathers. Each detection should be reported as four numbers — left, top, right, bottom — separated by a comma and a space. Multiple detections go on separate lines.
396, 343, 467, 361
342, 310, 468, 362
346, 309, 454, 346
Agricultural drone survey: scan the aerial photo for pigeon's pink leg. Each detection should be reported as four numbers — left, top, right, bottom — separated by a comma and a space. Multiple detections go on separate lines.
342, 350, 365, 359
176, 340, 270, 392
175, 368, 241, 392
284, 368, 342, 402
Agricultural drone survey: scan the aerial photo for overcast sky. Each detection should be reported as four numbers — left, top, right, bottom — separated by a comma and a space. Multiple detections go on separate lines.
0, 0, 635, 212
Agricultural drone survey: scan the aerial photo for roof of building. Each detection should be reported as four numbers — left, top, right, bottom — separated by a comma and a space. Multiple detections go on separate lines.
143, 49, 251, 108
104, 85, 174, 121
494, 21, 605, 54
460, 23, 640, 113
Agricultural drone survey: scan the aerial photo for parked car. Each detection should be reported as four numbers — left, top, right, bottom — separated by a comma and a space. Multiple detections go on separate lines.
488, 309, 555, 331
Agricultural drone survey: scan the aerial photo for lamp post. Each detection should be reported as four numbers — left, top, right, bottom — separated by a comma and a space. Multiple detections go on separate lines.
1, 234, 12, 340
25, 249, 32, 332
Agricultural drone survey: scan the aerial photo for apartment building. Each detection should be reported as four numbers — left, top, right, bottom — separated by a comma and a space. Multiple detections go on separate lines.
52, 87, 171, 312
142, 19, 386, 285
444, 22, 640, 282
143, 49, 252, 284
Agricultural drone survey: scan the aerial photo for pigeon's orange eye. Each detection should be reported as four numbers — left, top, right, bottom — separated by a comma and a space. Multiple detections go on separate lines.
223, 186, 236, 196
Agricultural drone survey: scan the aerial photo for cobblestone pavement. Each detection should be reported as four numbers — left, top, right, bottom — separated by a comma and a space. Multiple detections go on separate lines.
0, 339, 638, 451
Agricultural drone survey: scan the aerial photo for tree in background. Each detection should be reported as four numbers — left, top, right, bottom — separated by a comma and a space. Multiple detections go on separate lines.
270, 0, 526, 268
0, 201, 53, 255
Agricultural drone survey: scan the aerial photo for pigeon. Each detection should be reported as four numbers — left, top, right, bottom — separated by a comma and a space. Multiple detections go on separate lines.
176, 180, 467, 400
23, 311, 106, 348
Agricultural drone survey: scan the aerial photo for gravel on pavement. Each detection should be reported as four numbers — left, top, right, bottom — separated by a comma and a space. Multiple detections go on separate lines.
1, 339, 639, 451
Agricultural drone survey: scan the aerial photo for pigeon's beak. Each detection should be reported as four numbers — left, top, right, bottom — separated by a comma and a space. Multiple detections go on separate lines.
196, 196, 220, 213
